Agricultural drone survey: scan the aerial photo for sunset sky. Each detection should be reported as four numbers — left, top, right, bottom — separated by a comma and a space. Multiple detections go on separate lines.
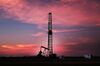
0, 0, 100, 56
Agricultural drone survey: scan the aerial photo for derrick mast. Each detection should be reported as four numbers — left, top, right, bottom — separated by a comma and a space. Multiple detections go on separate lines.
48, 12, 53, 56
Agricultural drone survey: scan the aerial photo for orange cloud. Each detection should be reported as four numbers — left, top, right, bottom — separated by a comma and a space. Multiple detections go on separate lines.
1, 45, 15, 49
0, 44, 41, 56
0, 43, 73, 56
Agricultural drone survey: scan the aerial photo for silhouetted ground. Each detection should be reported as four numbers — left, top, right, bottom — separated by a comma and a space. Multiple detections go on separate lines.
0, 56, 100, 65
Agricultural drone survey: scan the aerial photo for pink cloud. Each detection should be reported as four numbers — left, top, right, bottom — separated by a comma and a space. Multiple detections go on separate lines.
0, 0, 99, 26
32, 32, 46, 37
53, 29, 79, 33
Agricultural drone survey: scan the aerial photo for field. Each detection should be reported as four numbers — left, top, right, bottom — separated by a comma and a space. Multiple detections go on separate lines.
0, 56, 100, 65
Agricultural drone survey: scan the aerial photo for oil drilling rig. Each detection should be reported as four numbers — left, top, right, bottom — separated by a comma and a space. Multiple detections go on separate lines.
37, 13, 57, 58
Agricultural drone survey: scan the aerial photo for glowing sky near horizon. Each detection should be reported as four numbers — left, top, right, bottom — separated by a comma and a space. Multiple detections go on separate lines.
0, 0, 100, 56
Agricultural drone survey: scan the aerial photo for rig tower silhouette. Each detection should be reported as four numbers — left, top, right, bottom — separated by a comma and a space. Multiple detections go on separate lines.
37, 12, 57, 58
48, 12, 53, 56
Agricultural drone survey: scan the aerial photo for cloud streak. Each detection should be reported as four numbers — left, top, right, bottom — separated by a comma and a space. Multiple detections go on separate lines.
0, 44, 40, 56
0, 0, 99, 26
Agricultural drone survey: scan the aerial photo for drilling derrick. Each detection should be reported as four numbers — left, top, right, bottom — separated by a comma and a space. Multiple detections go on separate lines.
48, 13, 53, 56
37, 12, 57, 58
